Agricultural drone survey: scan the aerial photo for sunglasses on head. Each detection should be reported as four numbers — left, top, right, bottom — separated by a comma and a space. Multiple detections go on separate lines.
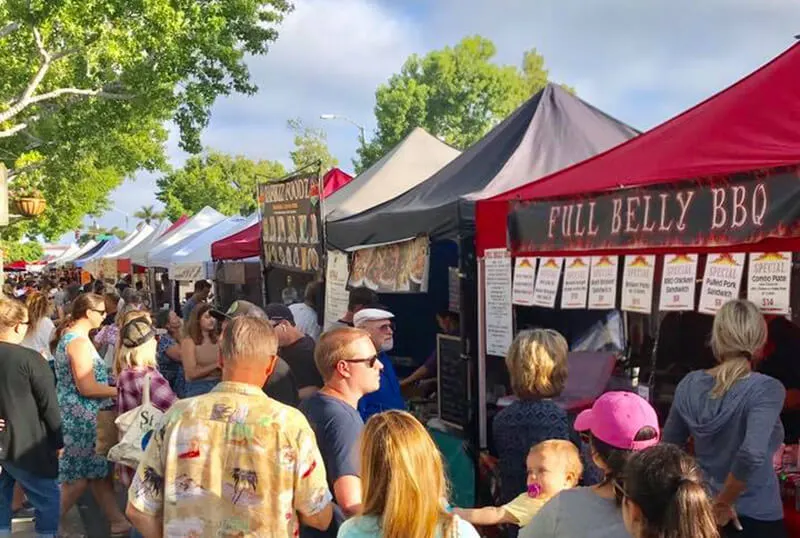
344, 354, 379, 368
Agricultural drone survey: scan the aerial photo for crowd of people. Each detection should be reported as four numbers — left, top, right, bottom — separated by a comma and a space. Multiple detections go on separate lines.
0, 271, 788, 538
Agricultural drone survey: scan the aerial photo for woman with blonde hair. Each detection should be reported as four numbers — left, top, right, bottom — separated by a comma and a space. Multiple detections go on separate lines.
21, 291, 56, 361
664, 299, 786, 537
338, 410, 479, 538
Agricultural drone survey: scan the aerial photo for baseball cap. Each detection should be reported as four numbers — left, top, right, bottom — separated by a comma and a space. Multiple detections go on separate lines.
121, 318, 156, 348
353, 307, 394, 327
574, 391, 660, 451
210, 300, 267, 322
264, 303, 295, 325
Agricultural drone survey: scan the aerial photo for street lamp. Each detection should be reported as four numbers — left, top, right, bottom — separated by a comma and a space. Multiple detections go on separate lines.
320, 114, 366, 147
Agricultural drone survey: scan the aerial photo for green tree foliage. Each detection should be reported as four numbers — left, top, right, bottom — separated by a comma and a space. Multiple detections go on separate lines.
287, 118, 338, 172
355, 36, 566, 172
134, 205, 164, 225
1, 239, 43, 262
0, 0, 293, 241
156, 151, 287, 221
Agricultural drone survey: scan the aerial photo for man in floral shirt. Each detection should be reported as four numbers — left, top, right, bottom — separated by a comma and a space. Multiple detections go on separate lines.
125, 316, 333, 538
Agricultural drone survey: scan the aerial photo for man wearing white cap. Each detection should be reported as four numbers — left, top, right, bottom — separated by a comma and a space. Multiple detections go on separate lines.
353, 306, 405, 420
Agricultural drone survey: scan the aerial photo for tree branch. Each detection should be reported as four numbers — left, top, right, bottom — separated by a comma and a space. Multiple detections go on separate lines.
0, 123, 30, 139
0, 22, 20, 39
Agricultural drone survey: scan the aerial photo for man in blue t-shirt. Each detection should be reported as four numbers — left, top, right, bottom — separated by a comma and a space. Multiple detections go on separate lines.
353, 307, 405, 421
300, 327, 383, 538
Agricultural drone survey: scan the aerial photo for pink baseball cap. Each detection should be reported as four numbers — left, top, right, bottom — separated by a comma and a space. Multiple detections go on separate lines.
574, 391, 660, 450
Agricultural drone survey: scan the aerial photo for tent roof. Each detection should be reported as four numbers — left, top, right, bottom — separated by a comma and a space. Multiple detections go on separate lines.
74, 239, 117, 266
476, 42, 800, 255
324, 127, 460, 222
322, 168, 354, 199
165, 214, 255, 268
133, 207, 225, 267
48, 244, 80, 265
327, 84, 638, 250
122, 219, 173, 264
58, 240, 97, 264
102, 224, 155, 260
211, 222, 260, 261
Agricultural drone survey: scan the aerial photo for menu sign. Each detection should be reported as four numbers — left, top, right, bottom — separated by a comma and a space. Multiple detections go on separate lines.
437, 335, 469, 429
561, 257, 590, 309
698, 253, 745, 315
659, 254, 698, 311
621, 255, 656, 314
484, 249, 513, 357
259, 176, 322, 273
747, 252, 791, 315
588, 256, 619, 310
324, 250, 351, 329
532, 257, 563, 309
511, 257, 536, 306
347, 237, 430, 293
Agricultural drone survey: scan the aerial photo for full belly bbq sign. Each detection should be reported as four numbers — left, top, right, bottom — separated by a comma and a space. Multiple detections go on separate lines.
509, 167, 800, 253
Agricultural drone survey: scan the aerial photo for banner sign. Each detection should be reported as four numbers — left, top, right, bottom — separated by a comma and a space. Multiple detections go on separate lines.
621, 255, 656, 314
259, 175, 322, 273
347, 236, 429, 293
484, 249, 513, 357
659, 254, 699, 311
509, 167, 800, 254
747, 252, 791, 315
324, 250, 351, 330
532, 257, 563, 308
698, 253, 746, 315
511, 257, 536, 306
561, 257, 590, 309
588, 256, 619, 310
448, 267, 461, 313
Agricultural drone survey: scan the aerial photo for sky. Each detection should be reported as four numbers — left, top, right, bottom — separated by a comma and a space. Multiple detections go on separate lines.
64, 0, 800, 242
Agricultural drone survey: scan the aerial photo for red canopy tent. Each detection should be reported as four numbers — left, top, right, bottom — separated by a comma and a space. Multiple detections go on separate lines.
476, 43, 800, 257
211, 168, 354, 261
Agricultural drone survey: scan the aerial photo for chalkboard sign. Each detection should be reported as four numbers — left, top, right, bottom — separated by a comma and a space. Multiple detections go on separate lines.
437, 334, 469, 429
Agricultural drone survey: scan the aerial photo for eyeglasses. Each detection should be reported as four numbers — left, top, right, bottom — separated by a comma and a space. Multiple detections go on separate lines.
612, 479, 629, 500
344, 354, 380, 368
579, 432, 592, 445
90, 308, 106, 315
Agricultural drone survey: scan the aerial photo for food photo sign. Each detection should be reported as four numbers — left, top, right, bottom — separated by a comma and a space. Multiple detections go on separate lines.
259, 175, 323, 273
347, 236, 430, 293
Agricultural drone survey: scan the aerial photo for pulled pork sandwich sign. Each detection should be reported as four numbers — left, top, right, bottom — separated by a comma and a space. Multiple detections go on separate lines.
509, 167, 800, 253
259, 176, 322, 273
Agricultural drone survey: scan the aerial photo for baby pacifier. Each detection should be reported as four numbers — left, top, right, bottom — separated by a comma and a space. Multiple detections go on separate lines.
527, 483, 542, 498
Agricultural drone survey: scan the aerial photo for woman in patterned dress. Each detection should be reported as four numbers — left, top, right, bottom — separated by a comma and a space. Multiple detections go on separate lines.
53, 293, 131, 535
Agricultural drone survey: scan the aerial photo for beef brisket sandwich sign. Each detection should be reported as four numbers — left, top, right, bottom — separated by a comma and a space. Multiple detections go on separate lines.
509, 166, 800, 253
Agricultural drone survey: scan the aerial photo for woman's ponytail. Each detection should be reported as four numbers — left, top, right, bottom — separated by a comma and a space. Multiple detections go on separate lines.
658, 478, 718, 538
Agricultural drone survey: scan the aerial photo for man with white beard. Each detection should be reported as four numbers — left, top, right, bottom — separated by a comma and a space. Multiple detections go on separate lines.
352, 307, 405, 420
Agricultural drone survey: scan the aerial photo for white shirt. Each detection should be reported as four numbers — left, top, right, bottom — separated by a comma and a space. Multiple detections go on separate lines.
289, 302, 321, 341
21, 317, 56, 361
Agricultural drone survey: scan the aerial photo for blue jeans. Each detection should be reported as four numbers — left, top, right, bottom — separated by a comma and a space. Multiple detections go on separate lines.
182, 378, 218, 398
0, 462, 60, 538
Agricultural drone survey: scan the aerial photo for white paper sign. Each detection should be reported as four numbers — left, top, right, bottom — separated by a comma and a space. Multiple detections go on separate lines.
588, 256, 619, 310
532, 257, 563, 308
324, 250, 351, 330
747, 252, 791, 315
659, 254, 699, 311
512, 257, 537, 306
484, 249, 513, 357
698, 253, 746, 315
621, 255, 656, 314
561, 257, 591, 309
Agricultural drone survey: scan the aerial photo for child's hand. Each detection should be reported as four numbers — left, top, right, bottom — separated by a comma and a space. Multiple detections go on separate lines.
452, 507, 465, 518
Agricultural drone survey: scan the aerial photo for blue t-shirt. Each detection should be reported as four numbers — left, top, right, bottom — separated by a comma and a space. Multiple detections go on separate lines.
357, 351, 405, 421
300, 392, 364, 538
339, 515, 480, 538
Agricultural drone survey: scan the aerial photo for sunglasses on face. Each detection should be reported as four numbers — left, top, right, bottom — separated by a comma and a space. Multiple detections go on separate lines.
613, 479, 629, 500
344, 354, 380, 368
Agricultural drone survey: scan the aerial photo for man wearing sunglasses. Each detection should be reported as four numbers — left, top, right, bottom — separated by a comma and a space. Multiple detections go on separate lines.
353, 307, 405, 421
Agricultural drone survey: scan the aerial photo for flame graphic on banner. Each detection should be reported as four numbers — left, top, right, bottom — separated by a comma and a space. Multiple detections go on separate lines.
568, 258, 588, 268
594, 256, 615, 268
542, 259, 560, 269
667, 254, 695, 264
628, 256, 651, 268
518, 258, 534, 268
753, 252, 788, 262
710, 254, 740, 266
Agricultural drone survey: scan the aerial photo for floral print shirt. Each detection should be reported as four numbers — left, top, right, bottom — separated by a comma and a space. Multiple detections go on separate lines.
128, 381, 332, 538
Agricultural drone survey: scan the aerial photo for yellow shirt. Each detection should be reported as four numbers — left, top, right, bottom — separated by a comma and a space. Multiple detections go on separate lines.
128, 382, 331, 537
503, 492, 548, 527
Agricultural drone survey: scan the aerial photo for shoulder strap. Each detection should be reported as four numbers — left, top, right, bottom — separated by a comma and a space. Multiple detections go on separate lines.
142, 372, 152, 406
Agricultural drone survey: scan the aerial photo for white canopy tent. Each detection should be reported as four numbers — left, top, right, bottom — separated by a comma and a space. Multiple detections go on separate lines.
56, 240, 98, 265
84, 224, 156, 277
104, 224, 155, 259
122, 220, 172, 267
47, 244, 81, 266
131, 207, 225, 267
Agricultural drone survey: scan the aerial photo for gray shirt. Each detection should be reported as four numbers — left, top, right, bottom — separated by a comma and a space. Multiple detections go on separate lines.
663, 370, 785, 521
519, 488, 628, 538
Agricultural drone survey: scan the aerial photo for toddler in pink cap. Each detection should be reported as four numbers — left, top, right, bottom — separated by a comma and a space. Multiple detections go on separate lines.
519, 391, 660, 538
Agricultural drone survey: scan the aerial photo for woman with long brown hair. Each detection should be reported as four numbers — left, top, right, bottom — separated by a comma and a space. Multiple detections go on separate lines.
21, 291, 56, 361
53, 293, 130, 535
338, 410, 479, 538
180, 303, 220, 397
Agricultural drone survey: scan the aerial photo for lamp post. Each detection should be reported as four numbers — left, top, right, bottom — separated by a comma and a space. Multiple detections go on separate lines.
319, 114, 366, 147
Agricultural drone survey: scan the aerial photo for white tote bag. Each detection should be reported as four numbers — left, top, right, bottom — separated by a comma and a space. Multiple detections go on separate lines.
107, 374, 165, 469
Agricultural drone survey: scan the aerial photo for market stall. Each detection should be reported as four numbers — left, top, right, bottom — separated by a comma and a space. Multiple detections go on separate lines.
86, 224, 154, 281
474, 42, 800, 528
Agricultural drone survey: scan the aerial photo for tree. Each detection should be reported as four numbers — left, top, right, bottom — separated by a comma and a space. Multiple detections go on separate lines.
0, 0, 293, 241
1, 240, 43, 262
156, 151, 287, 221
354, 36, 565, 172
77, 224, 126, 245
134, 205, 164, 225
287, 118, 338, 172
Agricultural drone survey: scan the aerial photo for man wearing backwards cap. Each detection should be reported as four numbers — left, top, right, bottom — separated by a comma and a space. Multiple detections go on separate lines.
211, 300, 300, 407
353, 306, 405, 421
519, 391, 660, 538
